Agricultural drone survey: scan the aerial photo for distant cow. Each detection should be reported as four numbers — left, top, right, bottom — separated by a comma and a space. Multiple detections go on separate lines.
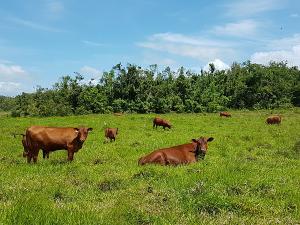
113, 112, 123, 116
25, 126, 92, 163
266, 115, 281, 125
138, 136, 214, 166
153, 117, 172, 130
220, 112, 231, 117
104, 128, 118, 142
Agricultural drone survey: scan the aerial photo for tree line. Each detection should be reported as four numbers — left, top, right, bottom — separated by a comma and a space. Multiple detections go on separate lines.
1, 61, 299, 117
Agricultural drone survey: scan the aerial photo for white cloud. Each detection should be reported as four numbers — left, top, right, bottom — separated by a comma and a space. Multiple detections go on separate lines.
142, 52, 177, 68
0, 63, 26, 79
47, 1, 64, 14
82, 40, 105, 47
79, 66, 102, 85
0, 81, 21, 96
80, 66, 101, 77
203, 59, 230, 71
251, 45, 300, 67
290, 13, 299, 18
212, 20, 259, 37
0, 62, 33, 95
225, 0, 283, 17
267, 33, 300, 50
251, 33, 300, 67
8, 17, 64, 32
137, 32, 236, 62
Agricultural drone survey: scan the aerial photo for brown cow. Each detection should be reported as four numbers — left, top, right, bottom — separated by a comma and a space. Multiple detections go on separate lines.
113, 112, 123, 116
220, 112, 231, 117
104, 128, 118, 142
25, 126, 92, 163
138, 136, 214, 166
153, 117, 172, 130
266, 115, 281, 125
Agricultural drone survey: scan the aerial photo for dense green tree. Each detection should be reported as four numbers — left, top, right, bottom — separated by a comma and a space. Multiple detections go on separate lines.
9, 61, 300, 117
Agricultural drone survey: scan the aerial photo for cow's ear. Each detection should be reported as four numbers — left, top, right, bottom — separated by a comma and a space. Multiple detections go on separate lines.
88, 128, 93, 132
207, 137, 214, 142
74, 128, 79, 133
192, 139, 197, 143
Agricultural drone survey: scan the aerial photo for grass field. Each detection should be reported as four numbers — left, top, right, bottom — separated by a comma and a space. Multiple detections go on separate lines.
0, 109, 299, 225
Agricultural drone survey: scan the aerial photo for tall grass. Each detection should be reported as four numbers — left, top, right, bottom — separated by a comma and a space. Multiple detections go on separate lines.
0, 109, 299, 224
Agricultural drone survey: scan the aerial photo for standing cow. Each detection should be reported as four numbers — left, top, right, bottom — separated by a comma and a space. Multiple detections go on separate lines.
153, 117, 172, 130
25, 126, 92, 163
220, 112, 231, 117
266, 115, 281, 125
138, 136, 214, 166
104, 128, 118, 142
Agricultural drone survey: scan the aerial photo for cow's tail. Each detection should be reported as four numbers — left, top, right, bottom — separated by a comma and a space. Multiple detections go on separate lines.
12, 133, 25, 138
25, 129, 34, 153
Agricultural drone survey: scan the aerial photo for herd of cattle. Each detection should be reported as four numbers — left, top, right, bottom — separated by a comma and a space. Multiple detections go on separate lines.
13, 113, 282, 165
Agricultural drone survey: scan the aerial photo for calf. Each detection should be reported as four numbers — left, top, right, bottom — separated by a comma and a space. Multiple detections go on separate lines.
138, 136, 214, 166
13, 133, 51, 159
153, 117, 172, 130
25, 126, 92, 163
104, 128, 118, 142
113, 112, 123, 116
220, 112, 231, 117
266, 115, 281, 125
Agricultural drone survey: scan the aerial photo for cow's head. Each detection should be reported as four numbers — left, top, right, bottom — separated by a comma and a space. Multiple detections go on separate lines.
192, 137, 214, 159
74, 127, 93, 142
166, 123, 172, 129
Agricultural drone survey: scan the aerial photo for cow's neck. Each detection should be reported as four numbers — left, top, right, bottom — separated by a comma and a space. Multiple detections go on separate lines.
193, 145, 200, 158
193, 144, 204, 161
72, 135, 84, 148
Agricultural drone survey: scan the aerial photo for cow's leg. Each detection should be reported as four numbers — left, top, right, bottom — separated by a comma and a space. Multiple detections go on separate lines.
163, 126, 166, 130
27, 152, 32, 163
43, 150, 46, 159
151, 152, 167, 165
67, 150, 74, 161
32, 149, 39, 163
33, 155, 38, 163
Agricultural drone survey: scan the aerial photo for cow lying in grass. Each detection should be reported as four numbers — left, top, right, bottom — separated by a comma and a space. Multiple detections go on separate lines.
138, 136, 214, 166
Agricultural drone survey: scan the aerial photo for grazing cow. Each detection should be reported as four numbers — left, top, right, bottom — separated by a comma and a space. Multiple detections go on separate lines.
153, 117, 172, 130
220, 112, 231, 117
266, 115, 281, 125
25, 126, 92, 163
138, 136, 214, 166
104, 128, 118, 142
113, 112, 123, 116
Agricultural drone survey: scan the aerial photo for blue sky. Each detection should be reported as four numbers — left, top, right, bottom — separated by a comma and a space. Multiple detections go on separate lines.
0, 0, 299, 96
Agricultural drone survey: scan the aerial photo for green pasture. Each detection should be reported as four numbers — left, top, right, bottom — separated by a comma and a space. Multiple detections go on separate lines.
0, 109, 299, 224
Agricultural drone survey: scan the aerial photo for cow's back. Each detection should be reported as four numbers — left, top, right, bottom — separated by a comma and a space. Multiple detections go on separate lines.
266, 115, 281, 124
26, 126, 77, 150
139, 143, 196, 165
